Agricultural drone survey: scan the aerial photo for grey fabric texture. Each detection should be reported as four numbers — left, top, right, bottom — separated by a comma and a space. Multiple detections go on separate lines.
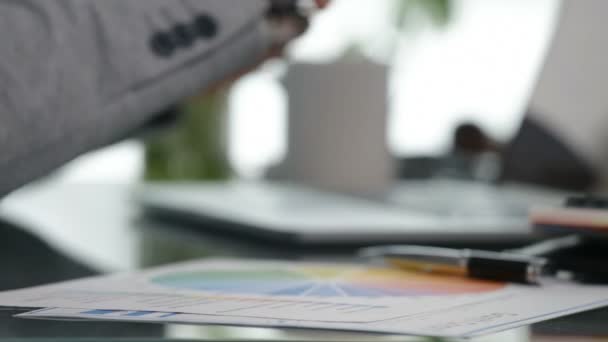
0, 0, 269, 196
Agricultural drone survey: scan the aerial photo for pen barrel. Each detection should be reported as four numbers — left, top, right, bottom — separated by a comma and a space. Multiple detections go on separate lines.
467, 257, 542, 284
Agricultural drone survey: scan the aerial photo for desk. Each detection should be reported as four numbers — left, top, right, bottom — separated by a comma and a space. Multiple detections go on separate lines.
0, 183, 606, 341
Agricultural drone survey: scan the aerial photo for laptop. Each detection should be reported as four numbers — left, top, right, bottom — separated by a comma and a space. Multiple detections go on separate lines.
136, 180, 565, 246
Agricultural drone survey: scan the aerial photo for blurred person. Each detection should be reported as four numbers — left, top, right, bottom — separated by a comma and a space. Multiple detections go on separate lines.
0, 0, 328, 197
501, 0, 607, 192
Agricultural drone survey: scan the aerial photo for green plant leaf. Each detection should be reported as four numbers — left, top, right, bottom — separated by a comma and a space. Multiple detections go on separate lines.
396, 0, 452, 29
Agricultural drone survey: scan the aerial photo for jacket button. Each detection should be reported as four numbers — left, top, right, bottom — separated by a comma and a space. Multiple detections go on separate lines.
194, 14, 218, 39
150, 32, 176, 58
173, 24, 196, 48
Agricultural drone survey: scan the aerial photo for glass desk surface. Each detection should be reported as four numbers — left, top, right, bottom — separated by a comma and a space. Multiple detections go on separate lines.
0, 183, 606, 341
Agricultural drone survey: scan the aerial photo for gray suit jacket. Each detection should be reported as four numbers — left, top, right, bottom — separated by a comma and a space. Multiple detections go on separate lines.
0, 0, 269, 196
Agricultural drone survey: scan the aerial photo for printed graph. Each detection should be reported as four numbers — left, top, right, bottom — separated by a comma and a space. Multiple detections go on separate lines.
151, 265, 504, 297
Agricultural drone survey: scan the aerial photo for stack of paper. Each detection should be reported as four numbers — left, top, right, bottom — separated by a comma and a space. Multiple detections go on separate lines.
2, 259, 608, 339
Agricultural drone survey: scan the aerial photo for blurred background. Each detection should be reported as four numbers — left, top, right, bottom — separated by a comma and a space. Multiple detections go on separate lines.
52, 0, 561, 187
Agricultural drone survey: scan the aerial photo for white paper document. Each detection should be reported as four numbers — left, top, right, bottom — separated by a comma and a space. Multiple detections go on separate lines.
2, 259, 608, 338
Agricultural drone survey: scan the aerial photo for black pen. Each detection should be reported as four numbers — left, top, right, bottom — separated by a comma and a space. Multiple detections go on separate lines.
359, 246, 550, 284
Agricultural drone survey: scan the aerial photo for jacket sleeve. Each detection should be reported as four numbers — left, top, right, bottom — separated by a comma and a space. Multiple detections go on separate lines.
0, 0, 270, 196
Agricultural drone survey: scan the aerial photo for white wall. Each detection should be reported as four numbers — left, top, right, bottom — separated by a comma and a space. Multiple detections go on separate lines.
389, 0, 561, 155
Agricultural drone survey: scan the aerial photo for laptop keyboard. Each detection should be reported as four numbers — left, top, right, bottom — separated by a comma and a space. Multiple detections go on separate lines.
387, 180, 562, 219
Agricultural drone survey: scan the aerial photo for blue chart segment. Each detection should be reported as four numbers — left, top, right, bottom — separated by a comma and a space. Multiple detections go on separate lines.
150, 266, 505, 297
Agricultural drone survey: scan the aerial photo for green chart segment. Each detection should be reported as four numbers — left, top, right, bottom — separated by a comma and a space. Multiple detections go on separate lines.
150, 266, 505, 297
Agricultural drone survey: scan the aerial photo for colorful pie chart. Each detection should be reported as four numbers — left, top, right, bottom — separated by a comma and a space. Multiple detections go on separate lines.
150, 265, 505, 297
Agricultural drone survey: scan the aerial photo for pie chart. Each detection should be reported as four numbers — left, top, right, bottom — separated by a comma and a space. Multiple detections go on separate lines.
150, 265, 504, 297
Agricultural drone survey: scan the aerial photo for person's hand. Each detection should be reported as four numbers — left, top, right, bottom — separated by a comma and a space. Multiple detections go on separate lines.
204, 0, 330, 93
266, 0, 330, 54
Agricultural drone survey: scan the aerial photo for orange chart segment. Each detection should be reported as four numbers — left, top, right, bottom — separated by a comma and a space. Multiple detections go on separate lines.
151, 265, 505, 298
346, 267, 505, 296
